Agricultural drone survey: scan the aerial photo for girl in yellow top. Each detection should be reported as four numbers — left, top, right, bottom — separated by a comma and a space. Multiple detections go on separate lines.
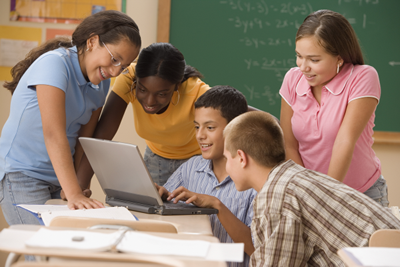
77, 43, 210, 188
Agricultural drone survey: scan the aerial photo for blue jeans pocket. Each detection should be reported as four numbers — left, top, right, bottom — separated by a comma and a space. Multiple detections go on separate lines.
363, 176, 389, 207
0, 177, 4, 203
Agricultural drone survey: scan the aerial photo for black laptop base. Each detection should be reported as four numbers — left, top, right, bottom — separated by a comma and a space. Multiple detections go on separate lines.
106, 197, 218, 215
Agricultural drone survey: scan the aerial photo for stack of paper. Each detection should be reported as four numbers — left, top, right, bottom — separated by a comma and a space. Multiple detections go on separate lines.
117, 231, 210, 257
25, 228, 125, 252
24, 228, 244, 262
17, 205, 138, 226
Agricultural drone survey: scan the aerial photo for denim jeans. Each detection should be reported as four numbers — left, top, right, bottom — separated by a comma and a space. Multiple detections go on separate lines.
143, 146, 190, 186
0, 172, 61, 226
363, 175, 389, 207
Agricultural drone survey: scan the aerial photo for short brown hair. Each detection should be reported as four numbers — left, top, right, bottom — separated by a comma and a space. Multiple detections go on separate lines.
296, 9, 364, 65
224, 111, 285, 168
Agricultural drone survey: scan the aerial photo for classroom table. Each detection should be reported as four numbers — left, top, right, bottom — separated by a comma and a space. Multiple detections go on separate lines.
45, 199, 213, 236
0, 225, 228, 267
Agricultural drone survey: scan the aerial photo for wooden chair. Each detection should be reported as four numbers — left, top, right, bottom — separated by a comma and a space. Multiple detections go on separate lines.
369, 229, 400, 247
48, 216, 178, 233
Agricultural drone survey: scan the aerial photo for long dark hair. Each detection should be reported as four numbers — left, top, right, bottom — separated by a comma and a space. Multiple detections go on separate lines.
135, 42, 203, 85
296, 9, 364, 65
4, 10, 141, 94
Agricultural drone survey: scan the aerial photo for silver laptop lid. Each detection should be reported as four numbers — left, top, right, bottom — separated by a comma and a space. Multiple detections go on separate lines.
79, 137, 164, 206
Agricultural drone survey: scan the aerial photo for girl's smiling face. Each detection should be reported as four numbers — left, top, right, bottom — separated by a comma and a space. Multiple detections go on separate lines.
296, 36, 343, 92
135, 76, 177, 114
81, 35, 139, 85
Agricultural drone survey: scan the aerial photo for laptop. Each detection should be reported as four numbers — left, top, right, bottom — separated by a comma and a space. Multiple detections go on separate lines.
79, 137, 218, 215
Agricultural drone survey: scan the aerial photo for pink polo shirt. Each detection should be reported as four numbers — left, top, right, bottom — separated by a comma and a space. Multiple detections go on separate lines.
279, 63, 381, 192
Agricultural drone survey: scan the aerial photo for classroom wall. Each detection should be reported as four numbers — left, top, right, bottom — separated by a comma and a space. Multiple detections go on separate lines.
0, 0, 157, 265
0, 0, 399, 265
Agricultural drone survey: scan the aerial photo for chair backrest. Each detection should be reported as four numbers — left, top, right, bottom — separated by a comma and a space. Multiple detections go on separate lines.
48, 216, 178, 233
369, 229, 400, 247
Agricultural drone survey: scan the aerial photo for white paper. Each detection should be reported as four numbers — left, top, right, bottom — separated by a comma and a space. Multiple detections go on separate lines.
343, 247, 400, 266
17, 205, 138, 226
17, 204, 70, 214
117, 231, 210, 258
206, 243, 244, 262
0, 39, 38, 67
25, 228, 125, 252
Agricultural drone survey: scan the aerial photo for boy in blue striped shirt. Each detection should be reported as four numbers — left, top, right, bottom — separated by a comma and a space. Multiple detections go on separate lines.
156, 85, 256, 267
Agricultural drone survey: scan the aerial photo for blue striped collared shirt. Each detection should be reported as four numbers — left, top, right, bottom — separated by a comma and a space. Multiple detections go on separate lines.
164, 155, 257, 267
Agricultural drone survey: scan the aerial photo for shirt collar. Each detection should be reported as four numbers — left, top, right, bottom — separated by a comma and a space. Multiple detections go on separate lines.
195, 158, 232, 185
69, 46, 100, 90
296, 63, 354, 96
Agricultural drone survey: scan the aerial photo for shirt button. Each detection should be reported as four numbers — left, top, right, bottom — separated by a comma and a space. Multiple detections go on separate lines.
215, 186, 220, 190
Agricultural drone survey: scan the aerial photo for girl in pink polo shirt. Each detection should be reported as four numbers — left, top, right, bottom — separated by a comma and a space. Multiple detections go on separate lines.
279, 10, 387, 206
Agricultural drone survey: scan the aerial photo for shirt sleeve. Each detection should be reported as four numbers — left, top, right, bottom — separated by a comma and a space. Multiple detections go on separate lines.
348, 65, 381, 103
251, 213, 307, 267
112, 63, 136, 104
244, 191, 257, 227
279, 68, 301, 107
27, 53, 69, 92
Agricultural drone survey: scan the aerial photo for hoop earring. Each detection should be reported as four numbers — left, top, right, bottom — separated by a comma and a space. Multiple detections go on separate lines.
337, 64, 340, 74
171, 90, 180, 106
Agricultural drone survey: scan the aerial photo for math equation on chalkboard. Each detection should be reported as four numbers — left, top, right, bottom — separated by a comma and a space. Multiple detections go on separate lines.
170, 0, 400, 131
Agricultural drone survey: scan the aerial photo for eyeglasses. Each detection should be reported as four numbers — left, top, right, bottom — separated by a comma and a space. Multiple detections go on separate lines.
102, 41, 129, 75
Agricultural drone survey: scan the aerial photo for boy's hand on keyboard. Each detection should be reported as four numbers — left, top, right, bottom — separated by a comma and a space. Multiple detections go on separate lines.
155, 183, 171, 200
167, 186, 220, 209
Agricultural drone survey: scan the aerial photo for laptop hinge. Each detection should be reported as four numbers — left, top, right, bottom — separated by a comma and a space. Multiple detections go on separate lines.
106, 196, 158, 214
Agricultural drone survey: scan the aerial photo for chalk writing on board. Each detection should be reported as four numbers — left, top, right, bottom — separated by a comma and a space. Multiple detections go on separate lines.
338, 0, 379, 6
220, 1, 313, 16
240, 37, 293, 48
244, 84, 280, 105
219, 0, 381, 111
244, 58, 296, 71
228, 17, 304, 32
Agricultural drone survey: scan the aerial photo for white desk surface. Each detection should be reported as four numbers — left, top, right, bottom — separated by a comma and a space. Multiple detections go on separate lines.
45, 199, 213, 236
0, 225, 227, 267
338, 249, 362, 267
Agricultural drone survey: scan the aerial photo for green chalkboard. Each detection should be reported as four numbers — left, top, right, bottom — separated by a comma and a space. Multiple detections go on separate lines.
169, 0, 400, 132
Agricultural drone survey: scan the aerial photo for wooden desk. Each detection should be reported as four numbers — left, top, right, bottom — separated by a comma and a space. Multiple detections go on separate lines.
45, 199, 213, 236
0, 225, 227, 267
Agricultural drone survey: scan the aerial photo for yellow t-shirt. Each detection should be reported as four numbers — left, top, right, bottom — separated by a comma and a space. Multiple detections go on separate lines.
112, 63, 210, 159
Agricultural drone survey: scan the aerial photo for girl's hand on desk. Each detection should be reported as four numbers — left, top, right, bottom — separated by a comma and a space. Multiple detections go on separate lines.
66, 193, 104, 210
60, 188, 92, 200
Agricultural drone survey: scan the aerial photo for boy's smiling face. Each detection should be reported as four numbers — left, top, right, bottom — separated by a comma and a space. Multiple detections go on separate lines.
194, 107, 228, 161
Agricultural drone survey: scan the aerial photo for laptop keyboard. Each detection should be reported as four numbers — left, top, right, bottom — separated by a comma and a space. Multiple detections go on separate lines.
163, 201, 197, 209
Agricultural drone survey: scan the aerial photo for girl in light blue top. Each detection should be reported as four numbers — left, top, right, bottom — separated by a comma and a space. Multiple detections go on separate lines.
0, 10, 141, 226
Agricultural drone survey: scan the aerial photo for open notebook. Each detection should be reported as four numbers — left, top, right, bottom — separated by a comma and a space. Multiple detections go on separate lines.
79, 137, 218, 215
